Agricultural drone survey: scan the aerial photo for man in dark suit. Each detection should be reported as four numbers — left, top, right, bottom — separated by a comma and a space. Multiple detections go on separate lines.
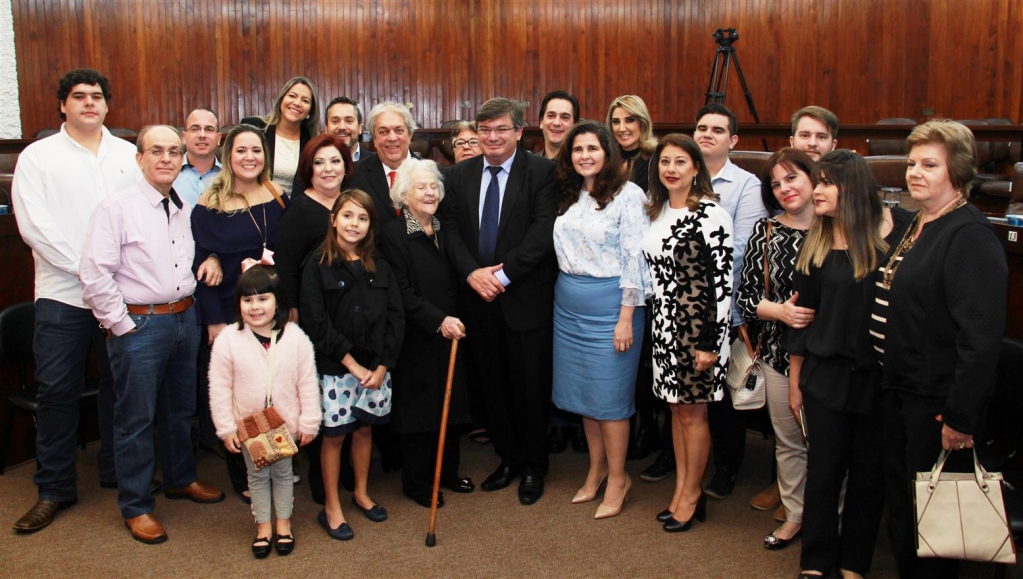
348, 101, 417, 230
324, 96, 376, 163
441, 97, 558, 505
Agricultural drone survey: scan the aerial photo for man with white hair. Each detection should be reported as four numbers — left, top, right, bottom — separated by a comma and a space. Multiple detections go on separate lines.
348, 101, 419, 230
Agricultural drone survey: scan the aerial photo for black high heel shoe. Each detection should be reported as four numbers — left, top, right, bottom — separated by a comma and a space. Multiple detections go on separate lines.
655, 508, 674, 522
662, 492, 706, 533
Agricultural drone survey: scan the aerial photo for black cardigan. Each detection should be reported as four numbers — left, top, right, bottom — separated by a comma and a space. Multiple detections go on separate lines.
880, 204, 1007, 434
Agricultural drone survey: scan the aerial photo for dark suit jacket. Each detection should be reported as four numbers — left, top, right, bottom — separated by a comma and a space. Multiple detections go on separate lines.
348, 152, 421, 232
239, 116, 312, 195
441, 151, 558, 332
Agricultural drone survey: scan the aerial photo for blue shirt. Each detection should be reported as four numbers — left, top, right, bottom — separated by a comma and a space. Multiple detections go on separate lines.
712, 158, 766, 326
173, 153, 222, 207
477, 150, 517, 286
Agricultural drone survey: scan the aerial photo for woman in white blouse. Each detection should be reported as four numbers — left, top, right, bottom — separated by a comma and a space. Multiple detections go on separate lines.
552, 121, 650, 520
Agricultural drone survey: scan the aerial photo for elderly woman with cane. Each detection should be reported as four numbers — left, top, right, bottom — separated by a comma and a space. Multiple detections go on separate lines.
378, 158, 474, 509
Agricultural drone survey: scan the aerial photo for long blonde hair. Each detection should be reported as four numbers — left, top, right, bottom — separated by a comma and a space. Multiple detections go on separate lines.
202, 125, 272, 213
605, 95, 658, 156
796, 150, 886, 281
263, 76, 320, 136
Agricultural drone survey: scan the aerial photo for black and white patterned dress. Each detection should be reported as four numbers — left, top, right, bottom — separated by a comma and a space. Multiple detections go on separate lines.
642, 200, 733, 404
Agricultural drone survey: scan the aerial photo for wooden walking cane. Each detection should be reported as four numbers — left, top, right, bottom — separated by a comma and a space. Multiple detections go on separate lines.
425, 331, 461, 547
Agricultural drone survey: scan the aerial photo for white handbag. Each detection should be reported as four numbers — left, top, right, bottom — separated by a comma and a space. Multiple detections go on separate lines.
915, 449, 1016, 564
725, 324, 765, 410
726, 221, 770, 411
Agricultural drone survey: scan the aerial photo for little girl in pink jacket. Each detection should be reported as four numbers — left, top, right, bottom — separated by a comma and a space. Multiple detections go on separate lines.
209, 265, 320, 559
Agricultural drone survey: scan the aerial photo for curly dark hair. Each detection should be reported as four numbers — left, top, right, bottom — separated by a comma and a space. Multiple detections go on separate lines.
57, 68, 111, 121
554, 121, 628, 215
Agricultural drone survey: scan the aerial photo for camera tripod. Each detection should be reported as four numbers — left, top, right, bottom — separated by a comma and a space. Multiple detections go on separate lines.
705, 28, 768, 151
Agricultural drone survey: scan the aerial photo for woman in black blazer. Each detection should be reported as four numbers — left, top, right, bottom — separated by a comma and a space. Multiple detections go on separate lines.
378, 158, 473, 508
241, 76, 319, 198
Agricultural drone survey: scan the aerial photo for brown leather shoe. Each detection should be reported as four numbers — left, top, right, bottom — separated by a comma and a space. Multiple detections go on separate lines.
164, 481, 225, 504
750, 482, 782, 511
13, 499, 77, 533
773, 503, 786, 523
124, 513, 167, 544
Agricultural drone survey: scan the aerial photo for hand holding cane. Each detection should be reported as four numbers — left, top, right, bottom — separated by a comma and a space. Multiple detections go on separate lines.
426, 324, 464, 547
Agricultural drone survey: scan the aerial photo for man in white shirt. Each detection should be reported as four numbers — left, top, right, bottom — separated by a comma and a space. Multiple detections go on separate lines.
81, 125, 224, 545
694, 103, 767, 500
11, 68, 140, 533
324, 96, 374, 163
173, 107, 222, 207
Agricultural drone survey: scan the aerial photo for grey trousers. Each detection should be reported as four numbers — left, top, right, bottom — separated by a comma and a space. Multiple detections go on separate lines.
241, 447, 294, 524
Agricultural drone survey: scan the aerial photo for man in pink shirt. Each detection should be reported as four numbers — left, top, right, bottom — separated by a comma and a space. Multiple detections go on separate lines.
80, 125, 224, 544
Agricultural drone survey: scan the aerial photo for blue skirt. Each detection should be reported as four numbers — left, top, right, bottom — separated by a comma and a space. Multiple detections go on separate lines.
552, 273, 644, 420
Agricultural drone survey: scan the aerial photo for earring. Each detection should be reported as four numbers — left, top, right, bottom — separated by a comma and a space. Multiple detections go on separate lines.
693, 176, 697, 186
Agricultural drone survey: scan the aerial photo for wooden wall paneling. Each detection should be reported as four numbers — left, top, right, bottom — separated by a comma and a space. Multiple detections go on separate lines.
12, 0, 1023, 138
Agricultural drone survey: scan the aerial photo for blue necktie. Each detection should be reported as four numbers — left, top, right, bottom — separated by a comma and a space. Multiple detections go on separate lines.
479, 166, 501, 265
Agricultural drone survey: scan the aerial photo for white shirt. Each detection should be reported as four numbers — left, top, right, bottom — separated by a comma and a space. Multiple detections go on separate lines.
711, 158, 766, 325
273, 135, 300, 197
12, 125, 141, 308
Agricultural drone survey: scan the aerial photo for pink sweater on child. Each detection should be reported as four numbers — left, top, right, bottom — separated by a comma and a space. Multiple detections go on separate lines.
208, 322, 321, 440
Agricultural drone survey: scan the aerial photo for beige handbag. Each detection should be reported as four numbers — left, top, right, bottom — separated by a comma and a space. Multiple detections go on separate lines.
915, 449, 1016, 564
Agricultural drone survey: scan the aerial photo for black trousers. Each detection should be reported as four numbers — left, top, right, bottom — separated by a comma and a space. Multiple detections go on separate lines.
400, 430, 462, 498
800, 395, 885, 575
708, 386, 747, 477
883, 389, 973, 579
465, 303, 552, 477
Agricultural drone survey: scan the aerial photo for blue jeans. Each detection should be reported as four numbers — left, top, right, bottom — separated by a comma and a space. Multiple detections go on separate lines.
107, 307, 199, 518
33, 299, 116, 502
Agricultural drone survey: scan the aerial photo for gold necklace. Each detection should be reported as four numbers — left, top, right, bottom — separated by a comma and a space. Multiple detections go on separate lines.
880, 194, 966, 290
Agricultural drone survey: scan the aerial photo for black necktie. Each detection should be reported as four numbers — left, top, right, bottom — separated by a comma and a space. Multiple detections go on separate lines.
161, 198, 170, 222
479, 166, 501, 265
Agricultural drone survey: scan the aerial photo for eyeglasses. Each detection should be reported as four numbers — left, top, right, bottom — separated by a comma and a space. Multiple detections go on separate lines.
186, 125, 218, 134
453, 138, 480, 148
146, 147, 182, 159
477, 126, 515, 137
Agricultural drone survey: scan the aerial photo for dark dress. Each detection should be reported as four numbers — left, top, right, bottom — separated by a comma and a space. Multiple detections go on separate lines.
379, 210, 470, 499
191, 198, 287, 326
275, 195, 332, 309
621, 147, 650, 192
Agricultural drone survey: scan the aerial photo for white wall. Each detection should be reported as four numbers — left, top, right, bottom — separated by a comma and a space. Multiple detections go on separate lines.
0, 0, 21, 138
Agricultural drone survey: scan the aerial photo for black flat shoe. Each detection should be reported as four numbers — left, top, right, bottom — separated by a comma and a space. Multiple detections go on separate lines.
518, 475, 545, 505
317, 509, 354, 541
765, 529, 801, 550
252, 536, 272, 559
481, 465, 519, 492
351, 497, 388, 522
275, 534, 295, 556
405, 490, 444, 509
547, 426, 569, 454
655, 508, 674, 522
441, 477, 475, 493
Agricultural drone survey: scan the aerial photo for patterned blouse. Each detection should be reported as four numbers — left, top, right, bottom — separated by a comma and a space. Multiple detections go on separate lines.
735, 217, 808, 375
553, 181, 651, 307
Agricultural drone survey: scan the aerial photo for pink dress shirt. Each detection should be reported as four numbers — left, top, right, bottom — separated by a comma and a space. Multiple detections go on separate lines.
80, 180, 197, 336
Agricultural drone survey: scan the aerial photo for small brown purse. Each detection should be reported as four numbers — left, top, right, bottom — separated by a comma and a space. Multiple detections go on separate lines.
236, 331, 298, 470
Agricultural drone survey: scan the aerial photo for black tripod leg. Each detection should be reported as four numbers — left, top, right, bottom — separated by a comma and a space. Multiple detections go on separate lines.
728, 52, 769, 151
